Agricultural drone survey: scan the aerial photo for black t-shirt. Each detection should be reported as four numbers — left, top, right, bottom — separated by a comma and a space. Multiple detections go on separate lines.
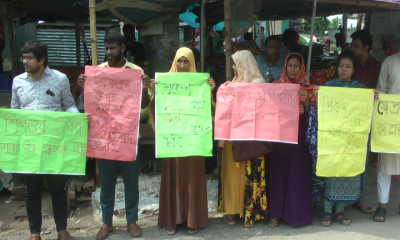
124, 41, 146, 66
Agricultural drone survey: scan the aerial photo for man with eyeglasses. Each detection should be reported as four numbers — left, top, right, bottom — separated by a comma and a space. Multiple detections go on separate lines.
11, 41, 86, 240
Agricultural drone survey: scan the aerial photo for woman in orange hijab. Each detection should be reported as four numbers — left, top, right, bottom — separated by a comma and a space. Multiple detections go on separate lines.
150, 47, 215, 235
268, 53, 313, 228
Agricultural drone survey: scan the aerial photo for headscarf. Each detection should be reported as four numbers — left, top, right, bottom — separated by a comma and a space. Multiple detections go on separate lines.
276, 53, 309, 84
169, 47, 197, 73
231, 50, 264, 83
275, 53, 311, 115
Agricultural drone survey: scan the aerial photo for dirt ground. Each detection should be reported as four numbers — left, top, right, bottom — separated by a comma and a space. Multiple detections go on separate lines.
1, 163, 400, 240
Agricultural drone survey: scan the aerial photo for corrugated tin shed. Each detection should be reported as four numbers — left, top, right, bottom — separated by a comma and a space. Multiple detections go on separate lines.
36, 27, 106, 67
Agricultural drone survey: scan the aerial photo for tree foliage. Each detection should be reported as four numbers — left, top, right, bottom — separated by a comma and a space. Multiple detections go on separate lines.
303, 17, 331, 32
329, 16, 342, 29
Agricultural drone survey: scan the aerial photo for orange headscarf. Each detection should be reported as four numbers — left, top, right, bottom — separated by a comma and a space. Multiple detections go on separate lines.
276, 53, 309, 84
169, 47, 197, 73
275, 53, 311, 115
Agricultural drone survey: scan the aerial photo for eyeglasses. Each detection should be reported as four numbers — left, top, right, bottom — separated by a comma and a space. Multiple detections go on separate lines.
20, 56, 36, 62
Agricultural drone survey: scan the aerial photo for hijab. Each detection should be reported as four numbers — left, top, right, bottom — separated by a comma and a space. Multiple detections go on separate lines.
275, 53, 310, 115
169, 47, 197, 73
276, 53, 309, 84
232, 50, 264, 83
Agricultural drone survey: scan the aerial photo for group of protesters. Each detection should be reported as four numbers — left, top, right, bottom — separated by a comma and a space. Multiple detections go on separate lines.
9, 26, 400, 240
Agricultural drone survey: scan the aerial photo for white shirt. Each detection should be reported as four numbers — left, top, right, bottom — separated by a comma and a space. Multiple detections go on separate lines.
376, 53, 400, 175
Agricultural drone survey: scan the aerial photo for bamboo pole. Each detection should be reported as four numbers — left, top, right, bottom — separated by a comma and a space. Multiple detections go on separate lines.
364, 11, 372, 31
306, 0, 317, 81
200, 0, 205, 72
6, 4, 16, 75
356, 14, 363, 30
343, 14, 348, 41
224, 0, 233, 81
75, 17, 81, 78
89, 0, 98, 66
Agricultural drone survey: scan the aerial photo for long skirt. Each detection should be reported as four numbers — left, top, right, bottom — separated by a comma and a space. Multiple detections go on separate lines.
158, 157, 209, 230
218, 142, 268, 224
269, 114, 313, 227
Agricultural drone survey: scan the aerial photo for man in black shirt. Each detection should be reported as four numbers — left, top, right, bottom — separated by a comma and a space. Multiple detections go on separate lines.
122, 24, 146, 68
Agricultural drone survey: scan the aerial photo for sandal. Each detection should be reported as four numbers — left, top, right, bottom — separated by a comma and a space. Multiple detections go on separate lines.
224, 214, 237, 226
352, 199, 375, 214
268, 218, 279, 228
166, 228, 176, 235
335, 212, 351, 226
188, 228, 198, 234
244, 222, 254, 228
321, 213, 332, 227
373, 207, 386, 222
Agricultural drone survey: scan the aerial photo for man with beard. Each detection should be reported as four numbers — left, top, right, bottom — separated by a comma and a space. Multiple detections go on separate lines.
77, 32, 150, 239
255, 35, 285, 83
11, 41, 82, 240
281, 29, 300, 60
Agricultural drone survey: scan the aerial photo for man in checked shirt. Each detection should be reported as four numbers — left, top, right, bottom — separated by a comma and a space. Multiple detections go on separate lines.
350, 30, 382, 89
11, 41, 89, 240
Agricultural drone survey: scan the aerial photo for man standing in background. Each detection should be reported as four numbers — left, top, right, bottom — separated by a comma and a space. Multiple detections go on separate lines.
281, 29, 299, 59
350, 30, 381, 89
122, 24, 146, 68
261, 27, 268, 45
322, 31, 334, 54
256, 35, 285, 83
350, 29, 381, 216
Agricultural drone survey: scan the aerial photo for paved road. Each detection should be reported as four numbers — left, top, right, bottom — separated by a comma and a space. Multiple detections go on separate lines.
2, 164, 400, 240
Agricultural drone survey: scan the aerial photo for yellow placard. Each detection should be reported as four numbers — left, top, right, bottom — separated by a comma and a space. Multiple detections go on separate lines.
316, 87, 374, 177
371, 94, 400, 154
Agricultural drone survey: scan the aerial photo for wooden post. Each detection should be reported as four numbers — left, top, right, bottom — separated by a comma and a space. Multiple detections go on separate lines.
6, 4, 16, 76
224, 0, 233, 81
343, 14, 348, 41
364, 11, 372, 31
89, 0, 98, 66
75, 17, 81, 79
200, 0, 205, 72
306, 0, 317, 81
356, 14, 363, 30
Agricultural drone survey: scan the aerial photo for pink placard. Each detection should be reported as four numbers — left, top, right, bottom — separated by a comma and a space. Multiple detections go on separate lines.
214, 82, 300, 144
84, 66, 142, 161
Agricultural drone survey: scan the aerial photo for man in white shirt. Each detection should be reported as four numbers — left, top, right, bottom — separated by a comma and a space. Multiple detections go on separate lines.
11, 41, 80, 240
373, 52, 400, 222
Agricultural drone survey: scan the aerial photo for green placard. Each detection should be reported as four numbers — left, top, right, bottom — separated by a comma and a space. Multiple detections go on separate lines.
155, 72, 213, 158
0, 109, 88, 175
